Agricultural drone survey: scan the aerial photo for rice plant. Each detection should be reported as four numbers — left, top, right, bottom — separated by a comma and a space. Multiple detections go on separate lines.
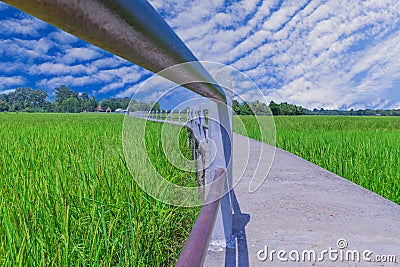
0, 113, 199, 266
235, 115, 400, 204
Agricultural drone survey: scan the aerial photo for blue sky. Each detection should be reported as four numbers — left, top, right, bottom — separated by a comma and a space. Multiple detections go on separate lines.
0, 0, 399, 110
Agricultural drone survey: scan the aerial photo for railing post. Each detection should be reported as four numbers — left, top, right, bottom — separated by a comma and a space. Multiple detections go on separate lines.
203, 109, 208, 138
207, 69, 233, 250
199, 107, 207, 140
178, 110, 181, 124
196, 109, 201, 138
207, 102, 233, 249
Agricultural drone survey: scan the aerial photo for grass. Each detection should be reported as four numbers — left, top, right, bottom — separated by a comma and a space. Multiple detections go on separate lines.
0, 113, 199, 266
123, 115, 203, 206
234, 115, 400, 205
5, 112, 399, 265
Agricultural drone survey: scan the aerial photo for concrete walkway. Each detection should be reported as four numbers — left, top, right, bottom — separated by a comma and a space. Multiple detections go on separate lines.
204, 133, 400, 266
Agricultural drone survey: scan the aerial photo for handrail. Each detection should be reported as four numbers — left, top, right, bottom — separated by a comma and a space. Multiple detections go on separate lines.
131, 109, 210, 188
133, 110, 224, 267
3, 1, 233, 265
132, 109, 209, 137
3, 0, 226, 103
175, 168, 226, 267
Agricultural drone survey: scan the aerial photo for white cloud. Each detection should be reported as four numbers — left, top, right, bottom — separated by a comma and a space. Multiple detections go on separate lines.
0, 15, 47, 36
0, 38, 54, 60
223, 0, 400, 109
36, 65, 143, 91
48, 31, 79, 44
61, 47, 102, 64
90, 57, 128, 69
0, 76, 26, 89
116, 85, 137, 98
0, 88, 16, 94
13, 37, 54, 54
1, 0, 400, 109
37, 75, 92, 89
98, 66, 145, 93
388, 101, 400, 110
0, 61, 28, 73
29, 62, 94, 76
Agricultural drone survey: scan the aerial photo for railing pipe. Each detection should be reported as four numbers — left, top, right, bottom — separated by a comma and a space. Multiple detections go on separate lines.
175, 168, 226, 267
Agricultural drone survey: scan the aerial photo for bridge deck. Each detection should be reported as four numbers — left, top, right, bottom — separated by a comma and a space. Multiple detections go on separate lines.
204, 133, 400, 266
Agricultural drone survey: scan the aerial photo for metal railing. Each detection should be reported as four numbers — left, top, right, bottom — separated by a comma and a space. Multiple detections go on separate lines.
4, 1, 233, 266
132, 109, 228, 266
132, 109, 210, 189
176, 168, 227, 267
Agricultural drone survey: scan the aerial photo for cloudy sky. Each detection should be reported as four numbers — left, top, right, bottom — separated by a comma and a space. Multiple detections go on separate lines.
0, 0, 399, 110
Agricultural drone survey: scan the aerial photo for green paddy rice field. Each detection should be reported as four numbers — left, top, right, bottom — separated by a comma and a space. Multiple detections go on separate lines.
0, 113, 199, 266
236, 115, 400, 205
1, 113, 399, 266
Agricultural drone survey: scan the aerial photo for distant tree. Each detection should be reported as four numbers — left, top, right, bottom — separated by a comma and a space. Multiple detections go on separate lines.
0, 99, 9, 111
30, 89, 48, 109
150, 101, 160, 111
100, 97, 132, 112
232, 100, 241, 114
121, 97, 130, 109
129, 102, 151, 112
6, 88, 48, 111
90, 96, 99, 112
62, 97, 81, 113
55, 85, 77, 104
43, 101, 55, 112
269, 101, 280, 116
295, 105, 306, 115
239, 101, 254, 115
279, 102, 293, 115
79, 92, 91, 112
55, 85, 80, 112
250, 100, 268, 115
0, 93, 6, 102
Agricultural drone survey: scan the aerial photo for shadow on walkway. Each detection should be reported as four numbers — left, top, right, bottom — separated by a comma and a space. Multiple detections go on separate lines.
225, 190, 250, 267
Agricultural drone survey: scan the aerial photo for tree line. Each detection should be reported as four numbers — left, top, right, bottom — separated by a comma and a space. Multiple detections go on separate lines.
1, 86, 399, 116
233, 100, 400, 116
0, 86, 158, 113
233, 100, 306, 115
305, 108, 400, 116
